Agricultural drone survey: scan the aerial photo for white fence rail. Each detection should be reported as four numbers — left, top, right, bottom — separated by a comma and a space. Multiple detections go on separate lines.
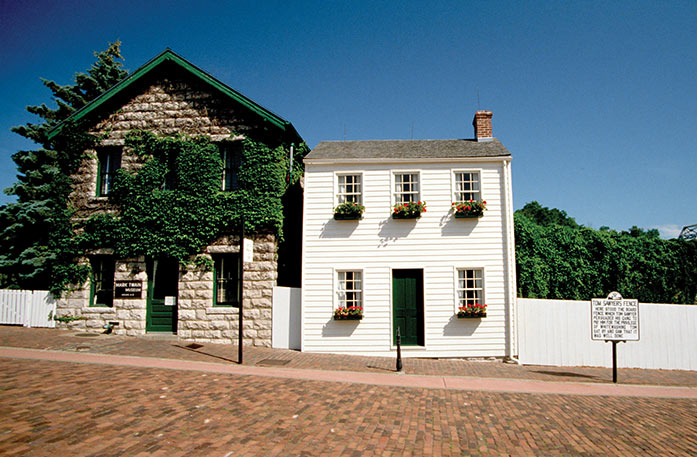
518, 298, 697, 371
0, 289, 56, 328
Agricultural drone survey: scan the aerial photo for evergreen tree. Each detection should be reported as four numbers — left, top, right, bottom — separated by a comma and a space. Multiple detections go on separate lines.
0, 42, 128, 291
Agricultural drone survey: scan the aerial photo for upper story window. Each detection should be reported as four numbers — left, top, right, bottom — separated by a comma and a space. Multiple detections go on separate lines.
220, 143, 243, 191
454, 171, 481, 201
90, 256, 115, 307
337, 270, 362, 309
337, 174, 362, 204
214, 254, 240, 307
96, 147, 122, 197
394, 172, 419, 204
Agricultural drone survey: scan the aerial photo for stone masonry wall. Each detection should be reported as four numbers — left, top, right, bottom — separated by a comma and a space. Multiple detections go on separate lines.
56, 256, 148, 336
56, 73, 283, 346
179, 232, 277, 347
69, 75, 257, 219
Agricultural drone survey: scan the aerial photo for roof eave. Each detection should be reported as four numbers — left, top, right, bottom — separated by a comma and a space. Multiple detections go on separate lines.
47, 49, 302, 143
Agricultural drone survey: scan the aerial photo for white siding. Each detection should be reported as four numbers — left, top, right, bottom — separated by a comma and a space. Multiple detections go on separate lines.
302, 160, 515, 357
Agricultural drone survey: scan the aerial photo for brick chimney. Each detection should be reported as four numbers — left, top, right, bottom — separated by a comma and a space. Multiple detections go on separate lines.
472, 110, 493, 142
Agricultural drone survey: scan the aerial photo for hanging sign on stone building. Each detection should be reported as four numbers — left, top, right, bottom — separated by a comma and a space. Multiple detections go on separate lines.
114, 281, 143, 299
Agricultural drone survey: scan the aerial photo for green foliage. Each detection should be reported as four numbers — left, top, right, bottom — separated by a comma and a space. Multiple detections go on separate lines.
0, 42, 127, 293
516, 201, 579, 228
334, 201, 365, 217
515, 203, 697, 304
80, 131, 304, 267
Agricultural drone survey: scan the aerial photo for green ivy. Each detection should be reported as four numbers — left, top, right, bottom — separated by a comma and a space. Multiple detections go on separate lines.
78, 131, 307, 268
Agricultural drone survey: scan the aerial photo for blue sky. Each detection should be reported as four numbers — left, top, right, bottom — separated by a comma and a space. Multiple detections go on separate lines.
1, 0, 695, 237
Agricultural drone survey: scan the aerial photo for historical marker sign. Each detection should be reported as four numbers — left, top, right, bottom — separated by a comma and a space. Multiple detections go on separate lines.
591, 291, 639, 341
114, 281, 142, 299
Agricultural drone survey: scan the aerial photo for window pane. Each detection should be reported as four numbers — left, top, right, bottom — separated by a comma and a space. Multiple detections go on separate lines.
338, 174, 362, 204
457, 269, 483, 308
337, 271, 362, 308
91, 257, 115, 307
455, 172, 481, 202
215, 255, 240, 306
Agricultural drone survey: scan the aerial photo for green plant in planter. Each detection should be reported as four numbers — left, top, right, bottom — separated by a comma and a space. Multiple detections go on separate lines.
333, 306, 363, 320
334, 201, 365, 220
392, 201, 427, 219
452, 200, 487, 218
457, 303, 487, 318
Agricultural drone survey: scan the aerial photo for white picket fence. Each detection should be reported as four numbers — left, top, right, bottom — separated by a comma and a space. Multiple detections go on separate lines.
518, 298, 697, 370
0, 289, 56, 328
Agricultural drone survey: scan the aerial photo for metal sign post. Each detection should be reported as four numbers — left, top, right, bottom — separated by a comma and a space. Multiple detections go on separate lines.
238, 216, 245, 365
591, 291, 640, 383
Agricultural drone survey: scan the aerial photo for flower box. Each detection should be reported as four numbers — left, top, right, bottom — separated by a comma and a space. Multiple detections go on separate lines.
457, 312, 487, 319
333, 202, 365, 220
333, 306, 363, 320
392, 201, 426, 219
333, 314, 363, 320
452, 200, 487, 218
391, 212, 421, 220
457, 303, 487, 319
334, 213, 362, 220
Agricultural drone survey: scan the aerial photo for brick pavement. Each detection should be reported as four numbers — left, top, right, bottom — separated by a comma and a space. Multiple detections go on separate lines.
0, 357, 695, 456
1, 326, 696, 387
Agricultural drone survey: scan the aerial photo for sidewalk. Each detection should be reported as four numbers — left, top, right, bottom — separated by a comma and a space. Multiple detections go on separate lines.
2, 326, 696, 396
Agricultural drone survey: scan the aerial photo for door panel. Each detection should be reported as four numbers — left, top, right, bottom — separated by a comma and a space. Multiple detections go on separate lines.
392, 269, 424, 346
146, 258, 179, 332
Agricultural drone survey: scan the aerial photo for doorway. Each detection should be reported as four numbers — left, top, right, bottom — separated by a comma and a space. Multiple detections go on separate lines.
146, 258, 179, 332
392, 269, 424, 346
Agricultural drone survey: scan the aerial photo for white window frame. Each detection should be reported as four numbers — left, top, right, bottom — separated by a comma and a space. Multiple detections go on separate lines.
392, 171, 420, 205
334, 269, 363, 310
454, 268, 485, 312
335, 173, 363, 205
452, 169, 482, 202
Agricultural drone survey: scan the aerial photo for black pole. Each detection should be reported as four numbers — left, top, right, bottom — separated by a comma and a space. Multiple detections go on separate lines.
396, 327, 402, 372
612, 341, 618, 383
238, 216, 244, 365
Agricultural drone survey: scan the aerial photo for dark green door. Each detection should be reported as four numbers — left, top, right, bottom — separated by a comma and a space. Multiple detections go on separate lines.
392, 269, 424, 346
146, 258, 179, 333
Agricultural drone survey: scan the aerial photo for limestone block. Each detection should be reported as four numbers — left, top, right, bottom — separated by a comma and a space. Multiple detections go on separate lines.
193, 289, 213, 300
221, 330, 238, 339
183, 320, 210, 330
192, 329, 221, 339
209, 320, 230, 330
177, 329, 192, 338
85, 320, 105, 329
256, 329, 271, 339
178, 309, 196, 321
254, 339, 272, 348
251, 298, 272, 309
243, 308, 260, 320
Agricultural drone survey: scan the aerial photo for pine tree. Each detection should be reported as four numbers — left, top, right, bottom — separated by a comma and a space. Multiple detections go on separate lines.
0, 42, 128, 292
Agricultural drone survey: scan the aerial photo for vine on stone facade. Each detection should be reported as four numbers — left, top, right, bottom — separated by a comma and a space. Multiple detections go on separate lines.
78, 130, 307, 274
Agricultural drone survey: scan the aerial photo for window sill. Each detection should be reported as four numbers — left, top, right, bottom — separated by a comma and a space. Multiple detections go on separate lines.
206, 307, 239, 314
84, 307, 115, 312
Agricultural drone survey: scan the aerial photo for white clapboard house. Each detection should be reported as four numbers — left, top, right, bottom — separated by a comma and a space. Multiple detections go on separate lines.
301, 111, 517, 358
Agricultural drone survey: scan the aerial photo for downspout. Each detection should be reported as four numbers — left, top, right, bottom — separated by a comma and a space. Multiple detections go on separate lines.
503, 158, 520, 364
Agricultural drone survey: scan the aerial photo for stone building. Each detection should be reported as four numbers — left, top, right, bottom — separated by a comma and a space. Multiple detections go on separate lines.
49, 50, 303, 346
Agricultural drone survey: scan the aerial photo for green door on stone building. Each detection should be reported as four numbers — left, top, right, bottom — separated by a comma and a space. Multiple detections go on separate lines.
392, 269, 424, 346
146, 258, 179, 333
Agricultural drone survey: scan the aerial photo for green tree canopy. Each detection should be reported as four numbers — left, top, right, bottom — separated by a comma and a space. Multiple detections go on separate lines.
0, 42, 128, 291
515, 203, 697, 304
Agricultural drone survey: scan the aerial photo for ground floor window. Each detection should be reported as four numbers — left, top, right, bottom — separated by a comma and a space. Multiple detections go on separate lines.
214, 254, 240, 307
337, 270, 362, 308
457, 269, 483, 308
90, 256, 115, 307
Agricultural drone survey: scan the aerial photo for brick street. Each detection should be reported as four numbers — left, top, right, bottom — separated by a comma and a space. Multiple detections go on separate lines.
0, 327, 696, 456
